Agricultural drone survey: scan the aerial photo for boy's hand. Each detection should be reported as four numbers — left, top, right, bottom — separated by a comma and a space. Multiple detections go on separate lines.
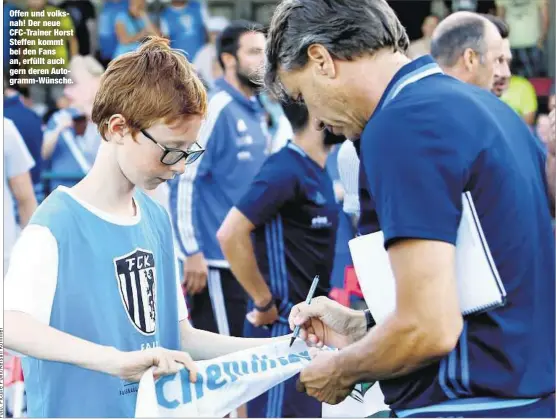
108, 347, 199, 383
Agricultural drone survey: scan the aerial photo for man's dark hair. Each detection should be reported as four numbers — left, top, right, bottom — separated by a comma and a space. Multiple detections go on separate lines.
264, 0, 409, 99
281, 100, 310, 133
430, 14, 488, 67
217, 20, 264, 70
482, 14, 509, 39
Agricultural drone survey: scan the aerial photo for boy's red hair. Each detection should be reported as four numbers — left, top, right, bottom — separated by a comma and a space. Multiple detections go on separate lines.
92, 36, 207, 140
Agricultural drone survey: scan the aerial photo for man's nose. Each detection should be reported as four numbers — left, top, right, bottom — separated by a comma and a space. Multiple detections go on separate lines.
500, 62, 511, 78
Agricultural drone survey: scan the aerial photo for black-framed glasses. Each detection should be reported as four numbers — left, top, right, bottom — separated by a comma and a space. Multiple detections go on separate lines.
141, 129, 204, 166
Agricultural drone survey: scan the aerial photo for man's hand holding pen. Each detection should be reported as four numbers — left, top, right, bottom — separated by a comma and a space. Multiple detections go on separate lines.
288, 296, 370, 404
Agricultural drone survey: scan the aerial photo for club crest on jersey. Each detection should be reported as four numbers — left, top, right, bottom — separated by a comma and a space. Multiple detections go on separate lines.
114, 249, 157, 335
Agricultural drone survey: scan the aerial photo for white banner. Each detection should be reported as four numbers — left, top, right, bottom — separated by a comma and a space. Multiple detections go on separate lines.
135, 340, 314, 417
323, 382, 389, 417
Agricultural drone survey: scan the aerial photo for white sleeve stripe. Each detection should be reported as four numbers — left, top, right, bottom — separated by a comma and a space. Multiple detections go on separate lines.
175, 257, 188, 321
338, 141, 360, 196
61, 130, 91, 173
200, 1, 210, 26
337, 141, 361, 215
176, 91, 233, 255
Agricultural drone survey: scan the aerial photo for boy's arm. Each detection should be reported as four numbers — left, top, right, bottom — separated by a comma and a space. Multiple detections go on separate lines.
6, 310, 120, 374
7, 311, 198, 382
5, 226, 198, 383
179, 319, 290, 360
171, 211, 287, 359
4, 226, 119, 372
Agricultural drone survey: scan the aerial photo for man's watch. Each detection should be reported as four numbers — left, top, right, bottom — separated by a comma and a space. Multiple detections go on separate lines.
364, 309, 375, 331
254, 298, 276, 313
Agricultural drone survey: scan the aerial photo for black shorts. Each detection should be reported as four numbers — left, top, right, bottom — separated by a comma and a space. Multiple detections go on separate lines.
187, 267, 248, 337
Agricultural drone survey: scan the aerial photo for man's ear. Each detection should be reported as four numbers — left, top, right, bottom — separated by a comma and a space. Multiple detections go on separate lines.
107, 114, 128, 145
462, 48, 479, 72
307, 44, 337, 79
220, 52, 237, 71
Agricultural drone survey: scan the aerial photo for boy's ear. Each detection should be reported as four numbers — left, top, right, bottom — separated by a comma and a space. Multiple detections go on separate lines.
107, 114, 128, 144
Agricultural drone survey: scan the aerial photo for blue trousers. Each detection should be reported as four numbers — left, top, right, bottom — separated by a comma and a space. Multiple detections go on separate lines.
243, 319, 322, 418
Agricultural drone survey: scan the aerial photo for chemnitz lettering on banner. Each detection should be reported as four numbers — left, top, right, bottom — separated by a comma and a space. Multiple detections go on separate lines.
157, 350, 311, 408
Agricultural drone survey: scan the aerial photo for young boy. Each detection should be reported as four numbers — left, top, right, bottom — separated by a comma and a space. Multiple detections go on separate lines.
5, 37, 285, 418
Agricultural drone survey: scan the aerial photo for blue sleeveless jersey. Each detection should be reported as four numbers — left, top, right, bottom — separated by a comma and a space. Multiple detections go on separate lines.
22, 189, 181, 418
160, 2, 206, 60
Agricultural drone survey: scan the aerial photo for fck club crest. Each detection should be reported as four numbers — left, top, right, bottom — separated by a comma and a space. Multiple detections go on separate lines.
114, 249, 157, 335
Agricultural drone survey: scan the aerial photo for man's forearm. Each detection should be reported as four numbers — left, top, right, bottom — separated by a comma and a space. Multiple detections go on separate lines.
335, 314, 449, 385
540, 1, 549, 39
69, 36, 78, 57
42, 127, 65, 160
221, 232, 272, 305
18, 199, 37, 226
6, 311, 119, 375
180, 321, 289, 360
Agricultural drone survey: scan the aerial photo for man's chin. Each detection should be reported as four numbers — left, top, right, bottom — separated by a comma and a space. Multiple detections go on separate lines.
491, 88, 502, 97
237, 72, 261, 91
492, 82, 508, 97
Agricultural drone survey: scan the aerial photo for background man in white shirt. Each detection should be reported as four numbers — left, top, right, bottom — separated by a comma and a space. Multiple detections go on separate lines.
4, 117, 38, 275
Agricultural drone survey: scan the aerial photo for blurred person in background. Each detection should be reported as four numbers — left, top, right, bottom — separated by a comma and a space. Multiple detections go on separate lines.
97, 0, 129, 67
483, 14, 512, 97
41, 95, 71, 128
431, 11, 506, 91
113, 0, 159, 58
407, 15, 439, 59
41, 107, 99, 190
170, 21, 269, 340
160, 0, 208, 62
64, 55, 105, 117
496, 0, 549, 78
218, 101, 342, 418
4, 118, 38, 276
536, 113, 551, 147
41, 55, 104, 191
22, 0, 78, 113
4, 77, 44, 201
432, 12, 553, 209
59, 0, 97, 57
501, 74, 538, 126
193, 16, 229, 91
